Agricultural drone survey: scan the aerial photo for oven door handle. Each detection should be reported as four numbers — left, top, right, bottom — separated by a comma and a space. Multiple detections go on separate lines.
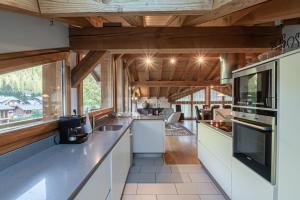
231, 119, 272, 131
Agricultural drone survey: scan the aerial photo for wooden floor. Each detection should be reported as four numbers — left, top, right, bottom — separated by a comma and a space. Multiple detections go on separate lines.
164, 120, 200, 165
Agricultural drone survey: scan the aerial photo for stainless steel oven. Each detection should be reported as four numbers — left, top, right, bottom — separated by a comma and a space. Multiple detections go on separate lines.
232, 102, 277, 185
233, 61, 277, 110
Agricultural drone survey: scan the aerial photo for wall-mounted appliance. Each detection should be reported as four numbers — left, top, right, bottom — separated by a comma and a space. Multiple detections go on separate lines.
232, 61, 278, 185
233, 61, 277, 110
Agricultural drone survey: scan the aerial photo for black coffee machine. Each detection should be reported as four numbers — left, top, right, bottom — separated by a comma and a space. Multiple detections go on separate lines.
58, 115, 88, 144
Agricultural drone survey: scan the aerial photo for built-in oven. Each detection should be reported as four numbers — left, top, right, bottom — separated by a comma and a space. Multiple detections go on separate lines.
232, 108, 277, 185
233, 61, 277, 110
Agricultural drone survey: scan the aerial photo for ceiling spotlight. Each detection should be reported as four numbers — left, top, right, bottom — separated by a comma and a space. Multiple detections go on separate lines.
145, 57, 153, 65
170, 57, 176, 64
197, 56, 204, 64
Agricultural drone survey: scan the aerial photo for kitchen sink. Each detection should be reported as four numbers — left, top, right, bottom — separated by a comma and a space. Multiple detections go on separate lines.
97, 125, 123, 132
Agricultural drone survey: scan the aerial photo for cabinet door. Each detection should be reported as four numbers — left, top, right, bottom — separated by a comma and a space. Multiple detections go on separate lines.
278, 52, 300, 200
232, 158, 274, 200
111, 130, 131, 200
132, 120, 165, 153
75, 155, 111, 200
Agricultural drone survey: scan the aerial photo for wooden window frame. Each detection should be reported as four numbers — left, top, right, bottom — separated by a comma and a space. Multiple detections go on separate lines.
0, 48, 69, 155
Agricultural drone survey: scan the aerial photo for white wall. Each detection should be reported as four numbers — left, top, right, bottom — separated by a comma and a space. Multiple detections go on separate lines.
0, 10, 69, 53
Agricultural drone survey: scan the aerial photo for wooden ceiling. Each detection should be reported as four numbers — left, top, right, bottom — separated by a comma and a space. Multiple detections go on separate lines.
1, 0, 300, 101
123, 53, 256, 100
1, 0, 300, 28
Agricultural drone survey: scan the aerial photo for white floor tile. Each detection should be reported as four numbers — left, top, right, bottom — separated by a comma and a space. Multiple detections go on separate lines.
122, 195, 157, 200
156, 173, 191, 183
199, 195, 226, 200
175, 183, 220, 195
134, 158, 155, 166
188, 173, 212, 182
156, 166, 172, 173
157, 195, 200, 200
137, 183, 177, 194
123, 184, 138, 195
171, 165, 205, 173
127, 173, 156, 183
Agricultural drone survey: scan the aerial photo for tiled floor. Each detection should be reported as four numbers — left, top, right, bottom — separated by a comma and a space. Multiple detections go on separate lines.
122, 157, 226, 200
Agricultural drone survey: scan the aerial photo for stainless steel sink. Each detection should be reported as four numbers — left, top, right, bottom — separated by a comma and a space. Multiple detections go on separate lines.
97, 125, 123, 132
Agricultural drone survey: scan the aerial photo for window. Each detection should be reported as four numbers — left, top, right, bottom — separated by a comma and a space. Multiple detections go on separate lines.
82, 61, 113, 113
83, 74, 101, 111
0, 61, 64, 131
193, 90, 205, 101
176, 95, 191, 102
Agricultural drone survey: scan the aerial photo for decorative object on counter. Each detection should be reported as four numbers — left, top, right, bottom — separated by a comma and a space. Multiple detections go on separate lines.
83, 109, 92, 134
165, 112, 181, 127
58, 115, 88, 144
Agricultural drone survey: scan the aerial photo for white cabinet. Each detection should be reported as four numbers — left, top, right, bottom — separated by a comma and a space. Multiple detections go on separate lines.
132, 120, 165, 153
232, 158, 275, 200
277, 52, 300, 200
75, 155, 111, 200
197, 123, 232, 198
111, 129, 131, 200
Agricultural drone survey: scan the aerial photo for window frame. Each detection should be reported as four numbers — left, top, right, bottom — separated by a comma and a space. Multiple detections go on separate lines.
0, 48, 69, 155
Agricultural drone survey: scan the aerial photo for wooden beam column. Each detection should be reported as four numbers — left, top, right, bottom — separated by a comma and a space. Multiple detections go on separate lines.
71, 51, 106, 87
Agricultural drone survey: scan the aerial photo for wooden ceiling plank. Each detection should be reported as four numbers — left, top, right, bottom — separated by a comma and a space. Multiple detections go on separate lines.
69, 26, 281, 51
71, 51, 106, 87
122, 16, 144, 27
0, 0, 40, 14
38, 0, 212, 16
182, 0, 268, 26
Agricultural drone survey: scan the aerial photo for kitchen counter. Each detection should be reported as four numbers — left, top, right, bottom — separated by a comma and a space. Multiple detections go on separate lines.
0, 117, 133, 200
199, 120, 232, 137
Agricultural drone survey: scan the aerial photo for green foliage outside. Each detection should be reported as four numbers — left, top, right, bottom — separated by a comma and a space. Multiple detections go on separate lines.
0, 66, 42, 101
83, 74, 101, 111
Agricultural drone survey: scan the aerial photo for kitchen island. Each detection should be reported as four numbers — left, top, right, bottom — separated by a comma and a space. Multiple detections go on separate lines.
131, 115, 165, 154
197, 120, 233, 198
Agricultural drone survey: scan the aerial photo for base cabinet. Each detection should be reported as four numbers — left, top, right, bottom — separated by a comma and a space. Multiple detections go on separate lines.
132, 120, 165, 153
75, 155, 111, 200
111, 130, 131, 200
198, 124, 232, 198
75, 130, 131, 200
232, 158, 275, 200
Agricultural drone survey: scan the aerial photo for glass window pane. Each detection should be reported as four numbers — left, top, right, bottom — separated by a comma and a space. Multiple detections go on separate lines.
176, 95, 191, 102
193, 90, 205, 101
0, 61, 63, 131
83, 74, 101, 111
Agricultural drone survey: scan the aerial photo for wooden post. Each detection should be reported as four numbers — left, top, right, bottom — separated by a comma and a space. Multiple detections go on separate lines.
205, 86, 211, 108
113, 56, 118, 112
42, 61, 63, 120
190, 94, 193, 119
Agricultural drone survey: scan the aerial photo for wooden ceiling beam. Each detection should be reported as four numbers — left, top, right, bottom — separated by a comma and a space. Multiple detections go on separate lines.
0, 0, 40, 14
182, 0, 268, 26
122, 16, 144, 27
37, 0, 212, 16
0, 48, 69, 75
235, 0, 300, 26
71, 51, 106, 87
132, 80, 220, 87
91, 70, 101, 82
69, 27, 281, 51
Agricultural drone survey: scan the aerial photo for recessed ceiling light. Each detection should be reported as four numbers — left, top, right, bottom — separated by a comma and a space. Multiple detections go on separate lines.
197, 56, 204, 64
145, 57, 152, 65
170, 57, 176, 64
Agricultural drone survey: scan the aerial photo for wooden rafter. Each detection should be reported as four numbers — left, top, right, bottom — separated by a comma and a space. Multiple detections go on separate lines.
182, 0, 268, 26
122, 16, 144, 27
71, 51, 106, 87
131, 80, 220, 87
0, 0, 40, 14
69, 27, 281, 51
235, 0, 300, 26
